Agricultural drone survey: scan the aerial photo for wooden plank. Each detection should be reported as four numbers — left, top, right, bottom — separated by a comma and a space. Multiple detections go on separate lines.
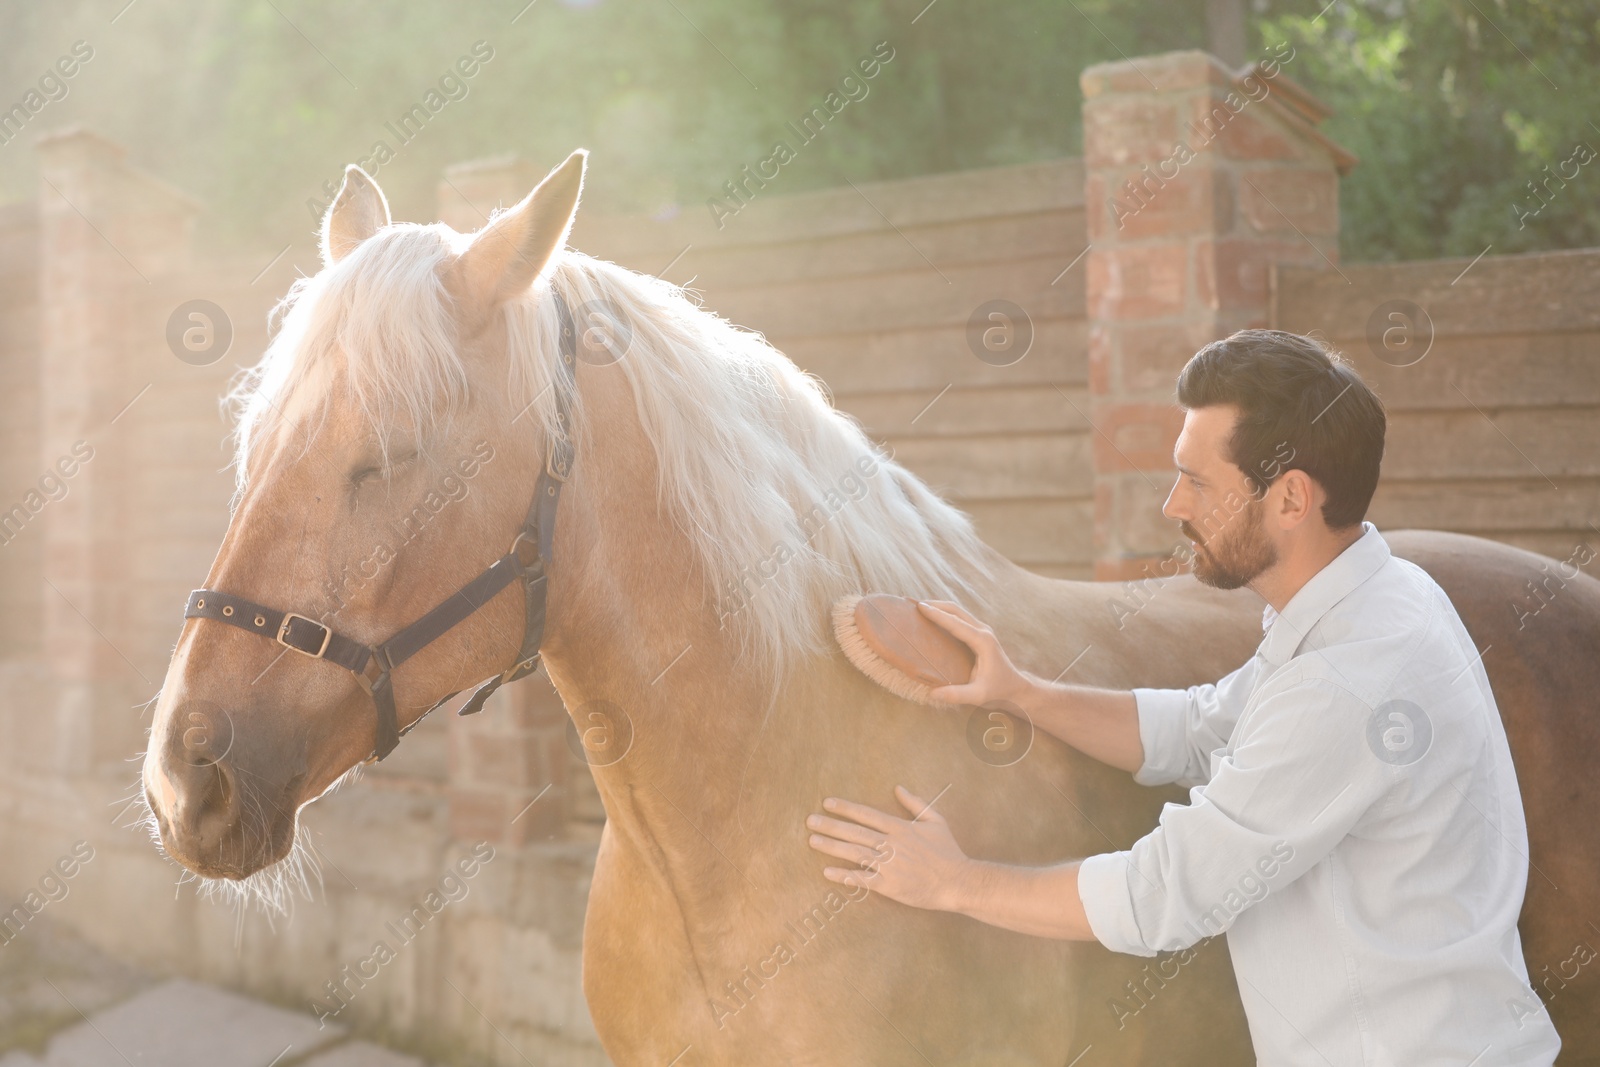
783, 318, 1086, 394
1330, 333, 1600, 412
628, 209, 1086, 291
883, 432, 1091, 500
960, 497, 1094, 566
839, 385, 1091, 438
1383, 408, 1600, 480
1370, 478, 1600, 531
703, 254, 1083, 339
573, 158, 1085, 259
1276, 248, 1600, 338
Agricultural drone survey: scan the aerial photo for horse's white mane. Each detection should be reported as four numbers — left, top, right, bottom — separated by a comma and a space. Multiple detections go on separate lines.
230, 222, 990, 670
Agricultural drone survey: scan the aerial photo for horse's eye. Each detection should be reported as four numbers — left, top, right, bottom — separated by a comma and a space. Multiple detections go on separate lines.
348, 450, 418, 487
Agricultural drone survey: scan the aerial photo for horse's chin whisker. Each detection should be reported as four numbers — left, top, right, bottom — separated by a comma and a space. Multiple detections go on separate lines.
122, 770, 324, 920
190, 820, 323, 922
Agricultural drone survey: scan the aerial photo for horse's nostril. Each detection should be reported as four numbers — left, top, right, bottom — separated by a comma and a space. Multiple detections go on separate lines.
164, 747, 241, 852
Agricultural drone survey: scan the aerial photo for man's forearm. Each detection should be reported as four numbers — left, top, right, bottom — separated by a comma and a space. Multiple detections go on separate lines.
948, 858, 1097, 941
1010, 680, 1145, 774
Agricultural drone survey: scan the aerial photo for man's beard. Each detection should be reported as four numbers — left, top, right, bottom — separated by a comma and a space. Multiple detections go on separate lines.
1182, 497, 1278, 590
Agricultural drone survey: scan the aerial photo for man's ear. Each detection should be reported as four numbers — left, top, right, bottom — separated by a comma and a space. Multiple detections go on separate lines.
321, 165, 391, 266
446, 149, 587, 328
1271, 468, 1319, 530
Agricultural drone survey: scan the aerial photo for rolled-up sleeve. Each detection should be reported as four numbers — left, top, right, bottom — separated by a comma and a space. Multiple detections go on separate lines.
1079, 674, 1394, 956
1130, 686, 1198, 787
1078, 850, 1146, 954
1132, 653, 1263, 788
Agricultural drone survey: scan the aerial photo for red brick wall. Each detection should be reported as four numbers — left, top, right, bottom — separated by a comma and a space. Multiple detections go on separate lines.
1080, 50, 1355, 579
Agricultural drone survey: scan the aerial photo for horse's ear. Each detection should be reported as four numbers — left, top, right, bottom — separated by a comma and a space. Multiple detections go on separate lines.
449, 149, 587, 321
321, 165, 391, 266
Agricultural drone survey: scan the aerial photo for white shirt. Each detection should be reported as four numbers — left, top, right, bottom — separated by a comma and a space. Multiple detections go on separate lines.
1077, 524, 1561, 1066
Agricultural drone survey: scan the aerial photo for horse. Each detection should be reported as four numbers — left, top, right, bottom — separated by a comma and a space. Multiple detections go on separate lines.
139, 150, 1600, 1065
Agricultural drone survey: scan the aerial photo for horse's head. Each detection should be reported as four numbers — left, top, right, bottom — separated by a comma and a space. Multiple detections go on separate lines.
142, 151, 588, 882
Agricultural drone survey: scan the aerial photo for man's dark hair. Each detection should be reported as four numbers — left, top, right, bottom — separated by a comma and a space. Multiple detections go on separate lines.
1176, 330, 1386, 529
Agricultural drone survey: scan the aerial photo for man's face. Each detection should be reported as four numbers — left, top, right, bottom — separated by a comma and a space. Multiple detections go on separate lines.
1163, 405, 1278, 590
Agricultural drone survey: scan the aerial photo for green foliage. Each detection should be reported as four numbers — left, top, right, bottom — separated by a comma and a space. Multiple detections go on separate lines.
0, 0, 1595, 263
1258, 0, 1600, 260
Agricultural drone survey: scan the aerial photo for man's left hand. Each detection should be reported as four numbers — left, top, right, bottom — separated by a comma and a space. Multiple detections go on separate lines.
806, 785, 975, 912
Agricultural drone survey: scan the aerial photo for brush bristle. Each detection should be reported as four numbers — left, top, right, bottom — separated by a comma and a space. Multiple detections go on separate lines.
831, 595, 959, 708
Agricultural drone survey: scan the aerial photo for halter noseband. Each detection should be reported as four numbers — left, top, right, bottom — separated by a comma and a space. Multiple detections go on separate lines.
182, 295, 580, 761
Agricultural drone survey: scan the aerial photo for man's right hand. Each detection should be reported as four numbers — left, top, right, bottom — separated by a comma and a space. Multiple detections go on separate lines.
918, 600, 1146, 774
917, 600, 1035, 709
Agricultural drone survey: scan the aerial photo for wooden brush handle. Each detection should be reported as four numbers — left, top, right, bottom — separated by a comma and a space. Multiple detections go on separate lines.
853, 594, 976, 689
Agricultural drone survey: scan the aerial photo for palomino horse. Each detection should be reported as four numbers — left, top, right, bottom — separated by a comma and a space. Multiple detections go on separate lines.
141, 151, 1600, 1065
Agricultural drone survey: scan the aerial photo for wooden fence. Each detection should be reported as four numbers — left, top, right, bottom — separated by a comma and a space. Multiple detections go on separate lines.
1274, 248, 1600, 561
572, 158, 1096, 578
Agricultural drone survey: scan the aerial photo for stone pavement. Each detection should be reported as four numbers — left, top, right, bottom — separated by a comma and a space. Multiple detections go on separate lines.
0, 919, 437, 1067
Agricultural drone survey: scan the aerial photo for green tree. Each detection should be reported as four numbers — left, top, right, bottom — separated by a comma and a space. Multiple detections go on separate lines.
1258, 0, 1600, 260
1, 0, 1596, 263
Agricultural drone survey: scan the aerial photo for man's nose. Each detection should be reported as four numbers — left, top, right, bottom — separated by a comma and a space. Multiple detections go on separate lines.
1161, 477, 1185, 521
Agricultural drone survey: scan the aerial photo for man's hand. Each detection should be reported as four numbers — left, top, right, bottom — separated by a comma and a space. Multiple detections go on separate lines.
806, 786, 1100, 940
921, 600, 1147, 774
806, 786, 974, 912
917, 600, 1034, 709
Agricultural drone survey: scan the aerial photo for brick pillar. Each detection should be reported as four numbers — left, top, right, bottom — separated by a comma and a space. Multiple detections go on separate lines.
1081, 50, 1356, 579
35, 128, 197, 769
437, 157, 573, 846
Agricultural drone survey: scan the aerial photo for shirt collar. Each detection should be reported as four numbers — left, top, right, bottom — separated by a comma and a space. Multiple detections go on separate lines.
1257, 522, 1390, 667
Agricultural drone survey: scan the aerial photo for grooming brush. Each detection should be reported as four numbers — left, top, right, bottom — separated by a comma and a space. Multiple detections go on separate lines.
831, 593, 976, 707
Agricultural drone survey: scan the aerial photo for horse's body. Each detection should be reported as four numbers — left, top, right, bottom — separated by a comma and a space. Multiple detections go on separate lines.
140, 154, 1598, 1065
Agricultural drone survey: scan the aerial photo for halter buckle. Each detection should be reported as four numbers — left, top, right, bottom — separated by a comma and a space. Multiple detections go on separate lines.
277, 612, 332, 658
509, 530, 541, 571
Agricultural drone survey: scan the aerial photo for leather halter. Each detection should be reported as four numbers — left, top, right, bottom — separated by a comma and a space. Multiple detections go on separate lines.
183, 295, 580, 761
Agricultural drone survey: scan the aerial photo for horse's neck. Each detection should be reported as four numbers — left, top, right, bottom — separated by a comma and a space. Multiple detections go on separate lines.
541, 364, 1259, 927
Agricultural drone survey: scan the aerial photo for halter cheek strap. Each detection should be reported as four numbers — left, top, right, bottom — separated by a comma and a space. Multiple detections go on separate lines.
183, 294, 580, 761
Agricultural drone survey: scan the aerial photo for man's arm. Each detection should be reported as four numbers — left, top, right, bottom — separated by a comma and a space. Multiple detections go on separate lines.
955, 860, 1093, 939
919, 600, 1256, 787
812, 677, 1393, 957
916, 601, 1145, 773
1007, 681, 1143, 775
806, 787, 1097, 941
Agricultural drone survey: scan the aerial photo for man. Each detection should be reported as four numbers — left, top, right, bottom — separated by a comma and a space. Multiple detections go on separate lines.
807, 330, 1560, 1065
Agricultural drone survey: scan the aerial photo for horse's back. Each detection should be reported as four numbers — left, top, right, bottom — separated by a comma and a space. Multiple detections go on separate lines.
1388, 528, 1600, 1058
